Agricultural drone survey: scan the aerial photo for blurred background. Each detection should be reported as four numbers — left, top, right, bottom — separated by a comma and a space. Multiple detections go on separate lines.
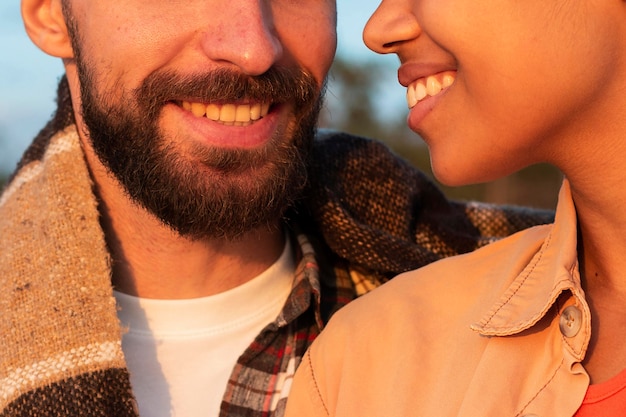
0, 0, 561, 209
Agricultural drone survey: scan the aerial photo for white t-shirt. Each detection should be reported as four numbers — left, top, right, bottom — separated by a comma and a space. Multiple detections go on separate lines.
114, 238, 295, 417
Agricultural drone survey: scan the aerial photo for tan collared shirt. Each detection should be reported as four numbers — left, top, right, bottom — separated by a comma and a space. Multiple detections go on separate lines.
286, 180, 591, 417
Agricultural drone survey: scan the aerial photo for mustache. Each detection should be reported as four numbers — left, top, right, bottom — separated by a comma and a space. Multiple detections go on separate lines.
135, 66, 320, 113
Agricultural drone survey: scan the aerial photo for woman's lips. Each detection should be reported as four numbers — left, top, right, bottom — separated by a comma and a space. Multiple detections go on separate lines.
406, 71, 455, 109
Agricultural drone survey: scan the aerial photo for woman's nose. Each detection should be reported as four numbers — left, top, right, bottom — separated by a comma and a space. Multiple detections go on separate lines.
363, 0, 422, 55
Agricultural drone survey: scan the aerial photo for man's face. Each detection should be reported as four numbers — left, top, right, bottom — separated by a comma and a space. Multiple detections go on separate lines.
61, 0, 337, 240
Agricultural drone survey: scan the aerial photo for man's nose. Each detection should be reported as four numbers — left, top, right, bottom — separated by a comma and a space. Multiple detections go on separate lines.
199, 0, 283, 75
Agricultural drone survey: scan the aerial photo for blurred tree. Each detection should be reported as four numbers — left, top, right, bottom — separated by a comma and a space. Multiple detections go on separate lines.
320, 57, 561, 209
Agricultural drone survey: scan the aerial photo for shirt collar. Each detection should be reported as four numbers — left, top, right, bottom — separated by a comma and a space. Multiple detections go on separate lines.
472, 180, 589, 340
272, 230, 324, 331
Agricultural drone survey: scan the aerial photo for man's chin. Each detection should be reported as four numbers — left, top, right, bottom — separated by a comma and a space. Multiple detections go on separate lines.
126, 139, 308, 241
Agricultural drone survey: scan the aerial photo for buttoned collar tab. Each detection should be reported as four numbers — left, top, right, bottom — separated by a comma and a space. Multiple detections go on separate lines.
471, 180, 590, 350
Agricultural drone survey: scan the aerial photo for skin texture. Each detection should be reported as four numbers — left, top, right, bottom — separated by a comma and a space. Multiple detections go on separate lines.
21, 0, 337, 298
363, 0, 626, 384
363, 0, 624, 186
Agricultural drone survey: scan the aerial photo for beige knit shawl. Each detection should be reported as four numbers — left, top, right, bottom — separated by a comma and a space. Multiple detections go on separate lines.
0, 125, 132, 412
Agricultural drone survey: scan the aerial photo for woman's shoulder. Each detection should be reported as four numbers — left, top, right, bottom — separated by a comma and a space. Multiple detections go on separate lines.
328, 222, 552, 335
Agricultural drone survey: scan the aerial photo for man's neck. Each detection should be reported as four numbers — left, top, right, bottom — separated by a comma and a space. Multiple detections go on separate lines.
107, 215, 285, 300
88, 158, 285, 300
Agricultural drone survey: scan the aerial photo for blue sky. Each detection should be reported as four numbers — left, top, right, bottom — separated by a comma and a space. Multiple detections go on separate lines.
0, 0, 404, 173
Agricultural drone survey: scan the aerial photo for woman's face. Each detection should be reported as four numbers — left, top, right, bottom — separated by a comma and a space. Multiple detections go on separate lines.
363, 0, 626, 186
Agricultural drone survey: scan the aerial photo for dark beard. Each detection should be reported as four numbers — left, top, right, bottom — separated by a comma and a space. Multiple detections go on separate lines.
71, 49, 323, 240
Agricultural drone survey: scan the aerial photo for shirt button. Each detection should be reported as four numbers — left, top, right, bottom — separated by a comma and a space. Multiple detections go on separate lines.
559, 305, 582, 338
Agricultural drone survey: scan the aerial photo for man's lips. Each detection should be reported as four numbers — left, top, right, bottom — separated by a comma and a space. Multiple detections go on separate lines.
164, 99, 286, 149
179, 101, 272, 127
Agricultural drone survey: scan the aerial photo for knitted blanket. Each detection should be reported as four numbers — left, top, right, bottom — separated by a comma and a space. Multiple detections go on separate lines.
0, 77, 554, 415
301, 131, 554, 280
0, 124, 137, 415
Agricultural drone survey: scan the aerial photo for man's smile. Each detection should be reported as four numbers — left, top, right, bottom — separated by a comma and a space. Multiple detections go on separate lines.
180, 101, 272, 126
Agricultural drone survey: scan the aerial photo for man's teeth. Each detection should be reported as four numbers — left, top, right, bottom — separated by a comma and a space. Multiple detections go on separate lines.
181, 101, 270, 126
406, 73, 455, 109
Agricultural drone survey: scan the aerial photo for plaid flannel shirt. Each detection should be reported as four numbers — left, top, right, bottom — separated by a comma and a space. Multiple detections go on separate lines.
218, 232, 365, 417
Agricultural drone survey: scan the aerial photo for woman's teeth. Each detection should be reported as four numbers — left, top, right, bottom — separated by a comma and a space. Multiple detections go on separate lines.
181, 101, 270, 126
406, 72, 455, 108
